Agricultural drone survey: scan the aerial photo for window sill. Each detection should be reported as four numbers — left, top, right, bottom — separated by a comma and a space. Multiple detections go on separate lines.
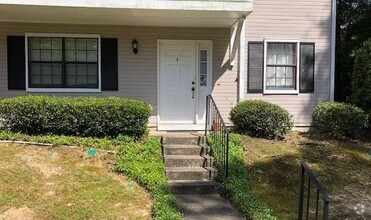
263, 89, 299, 95
26, 88, 102, 93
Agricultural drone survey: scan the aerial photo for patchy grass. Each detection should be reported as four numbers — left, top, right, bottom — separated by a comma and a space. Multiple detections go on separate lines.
244, 132, 370, 220
0, 142, 152, 220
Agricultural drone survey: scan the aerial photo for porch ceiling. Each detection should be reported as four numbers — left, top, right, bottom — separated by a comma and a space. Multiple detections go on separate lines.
0, 2, 252, 28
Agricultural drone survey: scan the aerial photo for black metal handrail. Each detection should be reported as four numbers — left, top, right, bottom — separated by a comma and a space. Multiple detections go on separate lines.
205, 95, 229, 179
298, 161, 330, 220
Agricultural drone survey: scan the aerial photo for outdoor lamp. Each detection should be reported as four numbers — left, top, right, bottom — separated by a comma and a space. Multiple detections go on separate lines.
132, 39, 138, 54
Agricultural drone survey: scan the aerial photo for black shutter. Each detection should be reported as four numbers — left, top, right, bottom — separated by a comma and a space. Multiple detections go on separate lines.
7, 36, 26, 90
300, 43, 315, 93
248, 42, 264, 93
101, 38, 118, 91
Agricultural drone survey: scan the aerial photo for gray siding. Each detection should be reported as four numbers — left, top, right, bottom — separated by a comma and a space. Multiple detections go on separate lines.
0, 22, 237, 126
244, 0, 332, 126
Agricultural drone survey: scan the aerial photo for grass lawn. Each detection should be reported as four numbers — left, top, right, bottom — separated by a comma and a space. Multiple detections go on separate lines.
0, 142, 152, 220
243, 132, 370, 220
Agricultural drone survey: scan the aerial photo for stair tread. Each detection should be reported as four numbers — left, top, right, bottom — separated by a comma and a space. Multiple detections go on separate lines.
168, 180, 220, 186
163, 144, 203, 148
164, 155, 206, 159
166, 167, 210, 172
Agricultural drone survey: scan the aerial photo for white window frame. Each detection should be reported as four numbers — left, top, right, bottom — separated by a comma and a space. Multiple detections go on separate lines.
25, 33, 101, 93
263, 38, 300, 94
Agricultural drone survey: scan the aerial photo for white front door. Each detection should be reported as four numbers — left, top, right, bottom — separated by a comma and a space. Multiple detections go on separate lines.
159, 42, 196, 126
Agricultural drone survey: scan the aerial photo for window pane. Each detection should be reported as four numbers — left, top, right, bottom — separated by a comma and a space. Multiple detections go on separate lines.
76, 39, 86, 50
52, 38, 62, 50
66, 64, 76, 76
88, 76, 97, 84
66, 76, 75, 86
41, 50, 52, 61
31, 75, 41, 85
29, 38, 40, 49
42, 76, 52, 84
286, 79, 293, 87
276, 67, 285, 77
76, 64, 87, 75
266, 78, 275, 87
76, 51, 86, 62
40, 38, 51, 49
286, 67, 294, 78
52, 50, 62, 61
87, 39, 97, 50
266, 67, 275, 77
276, 78, 286, 86
200, 63, 207, 75
200, 50, 207, 62
30, 50, 40, 61
65, 51, 76, 62
87, 51, 97, 62
200, 75, 207, 86
52, 63, 62, 76
87, 64, 97, 76
76, 76, 87, 85
30, 63, 41, 76
65, 39, 75, 50
41, 63, 52, 76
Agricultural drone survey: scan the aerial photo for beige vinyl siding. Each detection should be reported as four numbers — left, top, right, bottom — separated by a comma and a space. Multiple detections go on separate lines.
244, 0, 332, 127
0, 22, 237, 126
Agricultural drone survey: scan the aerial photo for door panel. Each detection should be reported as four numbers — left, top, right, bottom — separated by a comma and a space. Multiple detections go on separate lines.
159, 42, 196, 123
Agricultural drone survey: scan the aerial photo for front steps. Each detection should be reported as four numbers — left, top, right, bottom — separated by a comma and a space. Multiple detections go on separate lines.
163, 136, 220, 195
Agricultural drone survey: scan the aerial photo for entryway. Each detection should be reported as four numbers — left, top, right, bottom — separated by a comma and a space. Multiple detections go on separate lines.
157, 40, 212, 130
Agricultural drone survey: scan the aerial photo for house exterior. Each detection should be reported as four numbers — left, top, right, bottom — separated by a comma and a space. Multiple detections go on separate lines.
0, 0, 336, 130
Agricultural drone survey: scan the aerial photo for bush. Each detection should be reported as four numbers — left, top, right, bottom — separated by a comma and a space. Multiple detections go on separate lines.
0, 96, 152, 139
312, 102, 368, 138
207, 133, 276, 219
351, 38, 371, 112
230, 100, 293, 139
115, 137, 182, 219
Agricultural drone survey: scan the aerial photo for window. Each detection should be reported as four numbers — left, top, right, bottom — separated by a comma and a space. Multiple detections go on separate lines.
26, 34, 100, 92
199, 50, 207, 86
264, 39, 300, 94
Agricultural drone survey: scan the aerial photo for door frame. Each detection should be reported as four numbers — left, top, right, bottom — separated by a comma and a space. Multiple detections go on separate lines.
157, 39, 213, 130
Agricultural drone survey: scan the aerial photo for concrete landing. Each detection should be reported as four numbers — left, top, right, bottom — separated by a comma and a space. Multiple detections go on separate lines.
176, 195, 245, 220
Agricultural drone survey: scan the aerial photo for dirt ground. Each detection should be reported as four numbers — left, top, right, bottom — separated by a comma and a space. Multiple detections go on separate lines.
0, 142, 152, 220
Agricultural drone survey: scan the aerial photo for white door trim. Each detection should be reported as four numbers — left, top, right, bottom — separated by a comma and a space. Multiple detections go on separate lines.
157, 39, 213, 130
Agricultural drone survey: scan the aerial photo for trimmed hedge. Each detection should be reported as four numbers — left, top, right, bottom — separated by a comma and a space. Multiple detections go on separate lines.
312, 102, 368, 139
230, 100, 293, 139
0, 96, 152, 139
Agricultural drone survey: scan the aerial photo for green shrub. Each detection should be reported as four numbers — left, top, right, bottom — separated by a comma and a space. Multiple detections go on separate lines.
351, 38, 371, 112
207, 133, 276, 219
0, 96, 152, 139
230, 100, 293, 139
312, 102, 368, 138
115, 137, 182, 220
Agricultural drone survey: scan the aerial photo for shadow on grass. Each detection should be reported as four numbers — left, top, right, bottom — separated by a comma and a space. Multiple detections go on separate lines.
243, 132, 370, 220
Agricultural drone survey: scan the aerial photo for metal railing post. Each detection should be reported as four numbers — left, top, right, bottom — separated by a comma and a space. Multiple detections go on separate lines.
298, 164, 305, 220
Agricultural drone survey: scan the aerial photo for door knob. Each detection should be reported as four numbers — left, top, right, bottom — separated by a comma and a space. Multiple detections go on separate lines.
192, 81, 195, 85
191, 87, 195, 99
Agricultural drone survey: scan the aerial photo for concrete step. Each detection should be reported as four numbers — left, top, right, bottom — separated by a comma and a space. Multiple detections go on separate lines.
164, 155, 213, 167
166, 167, 218, 181
168, 180, 221, 195
163, 137, 200, 145
163, 144, 209, 156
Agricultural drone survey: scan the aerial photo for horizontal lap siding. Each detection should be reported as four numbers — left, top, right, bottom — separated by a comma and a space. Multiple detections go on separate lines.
0, 22, 236, 126
244, 0, 332, 126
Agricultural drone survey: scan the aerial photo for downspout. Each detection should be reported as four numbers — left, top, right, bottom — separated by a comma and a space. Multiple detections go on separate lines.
238, 19, 246, 102
330, 0, 336, 101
